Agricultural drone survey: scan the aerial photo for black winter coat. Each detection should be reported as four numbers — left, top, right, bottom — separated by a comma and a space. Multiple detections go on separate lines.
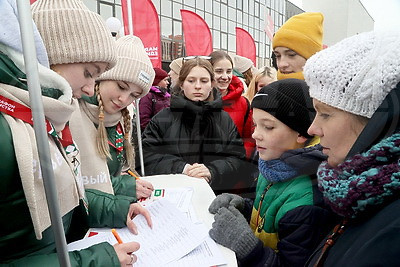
141, 91, 247, 193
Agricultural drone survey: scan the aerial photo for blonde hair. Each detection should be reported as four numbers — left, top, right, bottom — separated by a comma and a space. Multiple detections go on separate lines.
242, 68, 254, 87
95, 83, 135, 169
244, 66, 277, 102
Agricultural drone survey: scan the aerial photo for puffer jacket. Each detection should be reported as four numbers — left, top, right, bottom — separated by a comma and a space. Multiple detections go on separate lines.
139, 86, 171, 131
0, 50, 119, 265
241, 145, 337, 267
222, 75, 255, 159
141, 89, 247, 193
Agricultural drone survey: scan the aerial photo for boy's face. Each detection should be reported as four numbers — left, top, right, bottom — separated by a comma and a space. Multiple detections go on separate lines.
252, 108, 303, 161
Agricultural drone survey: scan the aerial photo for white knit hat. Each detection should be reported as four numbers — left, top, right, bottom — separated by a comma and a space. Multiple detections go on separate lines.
97, 35, 155, 98
304, 31, 400, 118
32, 0, 116, 71
233, 55, 254, 73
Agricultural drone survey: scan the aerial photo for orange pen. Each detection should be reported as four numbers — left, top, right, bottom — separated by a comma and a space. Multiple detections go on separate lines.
111, 228, 123, 244
127, 170, 140, 180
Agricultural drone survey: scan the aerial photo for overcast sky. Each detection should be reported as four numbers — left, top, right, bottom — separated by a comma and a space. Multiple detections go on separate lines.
289, 0, 400, 30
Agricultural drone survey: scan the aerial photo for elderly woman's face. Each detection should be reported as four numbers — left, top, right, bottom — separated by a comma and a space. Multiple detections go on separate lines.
307, 99, 367, 167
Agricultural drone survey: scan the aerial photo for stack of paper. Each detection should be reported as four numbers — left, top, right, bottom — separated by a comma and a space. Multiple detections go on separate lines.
68, 193, 227, 266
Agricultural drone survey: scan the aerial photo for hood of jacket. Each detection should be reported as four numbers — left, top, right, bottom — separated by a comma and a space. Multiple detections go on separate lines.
171, 87, 223, 114
223, 75, 245, 102
0, 43, 73, 103
280, 144, 327, 176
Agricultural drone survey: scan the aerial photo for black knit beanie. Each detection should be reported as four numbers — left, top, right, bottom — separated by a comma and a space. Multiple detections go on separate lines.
251, 78, 315, 138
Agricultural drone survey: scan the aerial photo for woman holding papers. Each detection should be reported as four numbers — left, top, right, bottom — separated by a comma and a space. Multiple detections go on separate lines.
69, 35, 155, 204
141, 57, 246, 194
0, 0, 149, 266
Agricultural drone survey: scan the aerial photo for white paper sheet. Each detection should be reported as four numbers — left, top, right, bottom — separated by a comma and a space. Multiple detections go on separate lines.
68, 199, 208, 266
138, 187, 193, 212
165, 237, 228, 267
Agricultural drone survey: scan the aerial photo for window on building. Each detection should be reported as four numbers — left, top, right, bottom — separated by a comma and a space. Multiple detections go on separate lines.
236, 0, 242, 10
243, 0, 248, 13
213, 1, 220, 16
221, 3, 228, 18
196, 0, 204, 10
213, 30, 220, 49
161, 0, 171, 16
221, 32, 228, 50
185, 0, 195, 8
255, 2, 260, 17
205, 12, 213, 28
213, 15, 220, 31
228, 34, 235, 52
173, 2, 182, 19
205, 0, 212, 12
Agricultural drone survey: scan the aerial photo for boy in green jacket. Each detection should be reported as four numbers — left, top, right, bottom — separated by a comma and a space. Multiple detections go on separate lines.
208, 79, 337, 266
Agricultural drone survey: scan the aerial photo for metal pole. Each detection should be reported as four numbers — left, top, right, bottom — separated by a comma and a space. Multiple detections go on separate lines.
135, 99, 145, 176
127, 0, 133, 35
16, 1, 71, 266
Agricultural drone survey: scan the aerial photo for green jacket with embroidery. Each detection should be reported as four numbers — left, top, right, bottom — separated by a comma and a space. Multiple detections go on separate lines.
0, 52, 121, 266
82, 94, 137, 197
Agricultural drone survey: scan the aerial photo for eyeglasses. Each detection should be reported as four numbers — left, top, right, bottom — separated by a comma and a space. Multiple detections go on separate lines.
183, 55, 212, 62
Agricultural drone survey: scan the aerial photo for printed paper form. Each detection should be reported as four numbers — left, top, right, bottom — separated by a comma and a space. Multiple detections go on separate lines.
139, 187, 193, 212
166, 237, 228, 267
68, 199, 208, 266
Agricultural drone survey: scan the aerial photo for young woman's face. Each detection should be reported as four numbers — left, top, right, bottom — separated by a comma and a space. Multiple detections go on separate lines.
98, 80, 143, 114
252, 108, 304, 161
157, 77, 170, 89
181, 66, 213, 102
308, 99, 367, 167
168, 70, 179, 88
52, 62, 108, 99
273, 47, 307, 74
256, 75, 275, 92
213, 58, 233, 96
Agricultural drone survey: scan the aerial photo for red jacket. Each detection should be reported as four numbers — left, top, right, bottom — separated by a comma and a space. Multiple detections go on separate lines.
222, 75, 255, 159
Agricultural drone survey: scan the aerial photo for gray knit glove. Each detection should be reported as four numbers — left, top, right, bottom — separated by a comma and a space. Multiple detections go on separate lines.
208, 193, 244, 214
209, 206, 259, 261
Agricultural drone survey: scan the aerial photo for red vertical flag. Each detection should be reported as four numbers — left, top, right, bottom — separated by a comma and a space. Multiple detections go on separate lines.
122, 0, 161, 68
264, 14, 275, 41
180, 10, 212, 56
235, 27, 256, 65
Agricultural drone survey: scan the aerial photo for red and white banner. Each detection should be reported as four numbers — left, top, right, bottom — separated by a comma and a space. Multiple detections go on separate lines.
264, 14, 274, 41
122, 0, 161, 68
235, 27, 256, 65
180, 9, 213, 56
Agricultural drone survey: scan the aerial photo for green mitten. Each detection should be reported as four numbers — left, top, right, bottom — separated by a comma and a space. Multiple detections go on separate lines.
209, 206, 258, 261
208, 193, 244, 214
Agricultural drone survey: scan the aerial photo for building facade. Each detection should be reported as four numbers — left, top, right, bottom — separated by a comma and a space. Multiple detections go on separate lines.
83, 0, 302, 68
302, 0, 373, 46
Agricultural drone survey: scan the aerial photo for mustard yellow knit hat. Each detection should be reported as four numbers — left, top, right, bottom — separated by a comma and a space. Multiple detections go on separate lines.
32, 0, 117, 71
273, 12, 324, 60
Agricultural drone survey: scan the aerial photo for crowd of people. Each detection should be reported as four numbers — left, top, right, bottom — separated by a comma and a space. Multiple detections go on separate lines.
1, 0, 400, 266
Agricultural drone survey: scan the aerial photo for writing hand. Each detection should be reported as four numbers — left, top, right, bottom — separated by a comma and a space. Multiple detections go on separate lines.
113, 241, 140, 266
136, 179, 154, 199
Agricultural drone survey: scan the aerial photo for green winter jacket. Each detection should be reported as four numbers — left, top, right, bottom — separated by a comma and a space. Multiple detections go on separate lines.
0, 52, 121, 266
81, 94, 137, 197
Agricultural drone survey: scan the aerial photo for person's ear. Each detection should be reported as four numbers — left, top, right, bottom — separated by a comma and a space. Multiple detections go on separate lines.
297, 134, 308, 144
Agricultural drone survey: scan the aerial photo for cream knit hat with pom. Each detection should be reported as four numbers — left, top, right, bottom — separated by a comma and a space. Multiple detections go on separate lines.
97, 35, 155, 98
32, 0, 116, 71
304, 31, 400, 118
